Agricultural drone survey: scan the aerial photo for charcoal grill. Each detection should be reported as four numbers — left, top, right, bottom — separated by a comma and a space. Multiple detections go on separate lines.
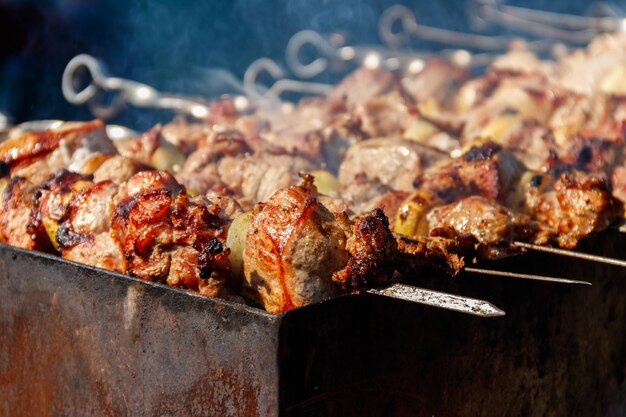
2, 230, 626, 417
3, 2, 626, 416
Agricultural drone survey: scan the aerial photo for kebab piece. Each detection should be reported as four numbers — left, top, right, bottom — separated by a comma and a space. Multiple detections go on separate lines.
12, 31, 626, 312
236, 174, 473, 313
0, 119, 154, 188
0, 122, 468, 312
0, 120, 117, 185
393, 142, 620, 254
1, 167, 238, 299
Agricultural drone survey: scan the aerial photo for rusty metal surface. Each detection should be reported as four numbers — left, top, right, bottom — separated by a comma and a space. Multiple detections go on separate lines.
1, 231, 626, 417
0, 244, 281, 417
277, 232, 626, 416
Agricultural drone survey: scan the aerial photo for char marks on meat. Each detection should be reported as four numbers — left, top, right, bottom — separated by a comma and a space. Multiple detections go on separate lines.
0, 120, 116, 185
111, 170, 234, 298
420, 142, 525, 203
332, 208, 398, 291
427, 196, 537, 259
6, 31, 626, 312
57, 180, 123, 271
0, 177, 50, 250
242, 175, 349, 313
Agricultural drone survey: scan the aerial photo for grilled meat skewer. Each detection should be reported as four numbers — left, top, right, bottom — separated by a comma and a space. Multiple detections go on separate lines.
393, 142, 620, 254
12, 31, 626, 311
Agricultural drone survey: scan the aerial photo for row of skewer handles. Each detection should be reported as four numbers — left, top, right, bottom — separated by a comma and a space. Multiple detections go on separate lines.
5, 1, 626, 317
56, 1, 626, 121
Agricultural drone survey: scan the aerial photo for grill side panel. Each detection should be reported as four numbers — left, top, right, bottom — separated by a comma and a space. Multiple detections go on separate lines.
0, 244, 281, 417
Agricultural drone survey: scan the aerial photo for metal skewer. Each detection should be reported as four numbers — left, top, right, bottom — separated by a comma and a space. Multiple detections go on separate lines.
368, 284, 505, 317
469, 0, 625, 43
378, 4, 554, 52
512, 241, 626, 268
465, 267, 591, 285
62, 54, 219, 120
471, 0, 624, 32
285, 29, 495, 80
242, 57, 332, 103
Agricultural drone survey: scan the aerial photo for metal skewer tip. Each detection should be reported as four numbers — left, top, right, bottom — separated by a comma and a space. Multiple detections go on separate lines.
512, 241, 626, 268
368, 284, 505, 317
464, 267, 592, 286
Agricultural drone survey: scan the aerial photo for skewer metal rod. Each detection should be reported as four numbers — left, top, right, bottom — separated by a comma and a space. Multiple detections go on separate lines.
512, 241, 626, 268
497, 3, 621, 32
465, 267, 591, 286
368, 284, 505, 317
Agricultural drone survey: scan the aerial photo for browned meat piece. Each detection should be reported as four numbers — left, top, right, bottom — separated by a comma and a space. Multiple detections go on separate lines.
327, 67, 399, 108
160, 116, 212, 155
321, 112, 368, 173
205, 190, 244, 221
258, 102, 329, 162
373, 190, 410, 227
321, 68, 422, 140
339, 138, 448, 196
556, 33, 626, 95
553, 174, 620, 247
242, 174, 405, 312
160, 101, 245, 150
92, 155, 153, 184
113, 124, 161, 164
0, 177, 50, 250
178, 130, 315, 203
546, 93, 626, 148
176, 129, 250, 194
219, 153, 315, 204
241, 175, 349, 312
395, 230, 476, 276
30, 170, 93, 250
177, 130, 250, 178
528, 172, 620, 248
114, 170, 183, 205
339, 175, 392, 215
56, 180, 123, 271
460, 71, 558, 144
255, 96, 365, 171
355, 91, 414, 138
495, 120, 553, 171
554, 135, 622, 175
111, 171, 234, 298
419, 142, 525, 204
402, 59, 469, 106
0, 120, 116, 185
426, 196, 537, 259
331, 208, 398, 292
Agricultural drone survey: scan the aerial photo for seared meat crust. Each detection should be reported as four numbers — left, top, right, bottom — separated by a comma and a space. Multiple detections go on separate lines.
530, 173, 620, 248
395, 230, 476, 276
57, 180, 123, 271
0, 177, 50, 250
419, 142, 525, 204
0, 120, 116, 185
111, 172, 233, 298
427, 196, 537, 259
332, 209, 397, 291
242, 175, 348, 312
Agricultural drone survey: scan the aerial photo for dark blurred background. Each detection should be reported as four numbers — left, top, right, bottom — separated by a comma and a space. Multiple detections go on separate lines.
0, 0, 623, 130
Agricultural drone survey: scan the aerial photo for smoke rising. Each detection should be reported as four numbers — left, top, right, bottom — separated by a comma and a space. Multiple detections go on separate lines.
0, 0, 616, 130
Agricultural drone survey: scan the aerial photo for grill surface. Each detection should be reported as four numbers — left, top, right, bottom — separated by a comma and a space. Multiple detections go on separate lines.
1, 232, 626, 417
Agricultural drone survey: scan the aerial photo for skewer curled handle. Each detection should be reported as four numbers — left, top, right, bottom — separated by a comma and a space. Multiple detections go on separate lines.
62, 54, 107, 106
62, 54, 211, 120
